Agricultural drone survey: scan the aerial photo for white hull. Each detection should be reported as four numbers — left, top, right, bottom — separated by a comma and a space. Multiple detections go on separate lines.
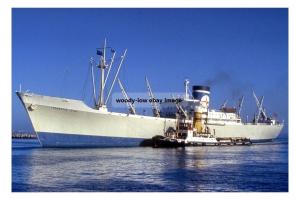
17, 92, 283, 147
207, 124, 283, 142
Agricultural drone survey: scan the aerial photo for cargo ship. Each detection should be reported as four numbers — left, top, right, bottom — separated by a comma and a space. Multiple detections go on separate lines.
16, 40, 283, 147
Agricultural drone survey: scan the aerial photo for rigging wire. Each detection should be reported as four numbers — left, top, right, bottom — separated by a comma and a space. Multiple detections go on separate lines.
59, 67, 70, 97
81, 60, 92, 102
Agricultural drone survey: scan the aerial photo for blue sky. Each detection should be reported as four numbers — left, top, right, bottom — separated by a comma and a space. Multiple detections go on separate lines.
12, 8, 288, 134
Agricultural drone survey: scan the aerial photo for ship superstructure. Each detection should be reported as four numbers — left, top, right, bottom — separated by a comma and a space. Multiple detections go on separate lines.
16, 40, 284, 147
160, 81, 282, 143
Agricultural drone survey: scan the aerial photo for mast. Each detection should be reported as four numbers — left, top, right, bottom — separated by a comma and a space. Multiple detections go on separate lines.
97, 39, 109, 108
184, 79, 190, 99
93, 39, 127, 110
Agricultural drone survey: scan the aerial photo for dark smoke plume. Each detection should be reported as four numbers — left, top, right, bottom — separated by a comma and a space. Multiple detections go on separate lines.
204, 70, 253, 101
204, 71, 231, 86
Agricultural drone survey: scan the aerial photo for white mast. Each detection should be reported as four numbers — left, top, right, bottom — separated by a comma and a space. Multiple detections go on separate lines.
94, 39, 127, 110
184, 79, 190, 99
97, 38, 109, 108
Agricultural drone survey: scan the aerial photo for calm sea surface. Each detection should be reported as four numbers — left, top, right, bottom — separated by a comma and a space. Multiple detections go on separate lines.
12, 138, 288, 192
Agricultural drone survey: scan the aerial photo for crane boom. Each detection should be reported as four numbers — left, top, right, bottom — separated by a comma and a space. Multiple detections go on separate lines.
253, 91, 267, 123
171, 94, 187, 118
237, 96, 244, 117
105, 49, 127, 105
220, 99, 228, 109
118, 79, 136, 115
145, 76, 160, 117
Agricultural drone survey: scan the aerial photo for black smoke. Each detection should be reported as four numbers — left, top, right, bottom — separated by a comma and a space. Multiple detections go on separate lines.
204, 70, 253, 101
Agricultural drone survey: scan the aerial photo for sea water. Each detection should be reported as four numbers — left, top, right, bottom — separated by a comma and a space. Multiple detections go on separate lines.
12, 138, 288, 192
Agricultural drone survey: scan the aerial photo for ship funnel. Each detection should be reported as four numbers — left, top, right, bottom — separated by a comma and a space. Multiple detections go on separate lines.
192, 85, 210, 108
